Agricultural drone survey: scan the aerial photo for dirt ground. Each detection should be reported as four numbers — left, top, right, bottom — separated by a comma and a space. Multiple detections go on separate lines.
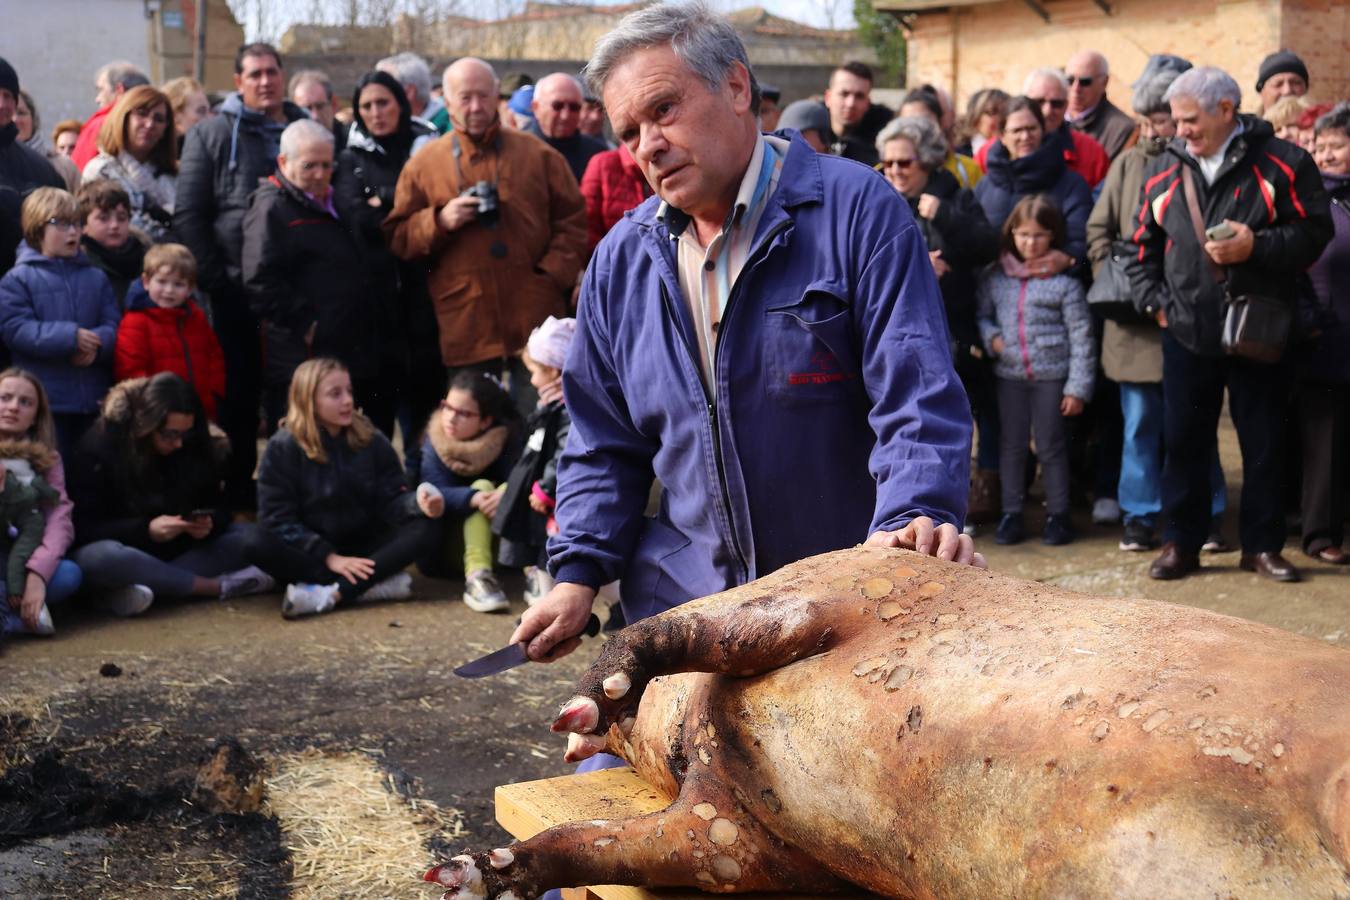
1, 431, 1347, 898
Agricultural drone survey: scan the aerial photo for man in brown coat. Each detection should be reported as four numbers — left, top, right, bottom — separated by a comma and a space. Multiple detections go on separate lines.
384, 57, 587, 403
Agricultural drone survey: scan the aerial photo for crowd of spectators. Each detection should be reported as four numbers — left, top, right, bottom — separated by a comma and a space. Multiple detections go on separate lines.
0, 23, 1344, 639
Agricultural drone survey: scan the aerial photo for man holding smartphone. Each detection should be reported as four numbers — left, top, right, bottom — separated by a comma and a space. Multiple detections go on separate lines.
1127, 66, 1331, 584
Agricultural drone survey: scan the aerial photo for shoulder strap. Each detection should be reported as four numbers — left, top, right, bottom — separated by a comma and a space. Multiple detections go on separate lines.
1180, 164, 1225, 284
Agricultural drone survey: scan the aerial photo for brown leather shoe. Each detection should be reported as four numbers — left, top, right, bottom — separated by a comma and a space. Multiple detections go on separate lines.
1239, 552, 1302, 583
1148, 542, 1200, 580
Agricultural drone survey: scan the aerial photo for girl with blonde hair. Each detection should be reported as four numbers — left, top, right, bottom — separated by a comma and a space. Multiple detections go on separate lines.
0, 368, 81, 636
247, 358, 445, 618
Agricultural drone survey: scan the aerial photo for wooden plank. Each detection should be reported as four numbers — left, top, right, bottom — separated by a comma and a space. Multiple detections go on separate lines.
496, 769, 861, 900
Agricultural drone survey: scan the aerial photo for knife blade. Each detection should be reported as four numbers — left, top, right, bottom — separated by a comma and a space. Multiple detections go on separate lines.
454, 613, 602, 678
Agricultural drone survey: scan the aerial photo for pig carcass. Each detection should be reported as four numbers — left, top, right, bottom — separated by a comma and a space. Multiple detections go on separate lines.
428, 547, 1350, 899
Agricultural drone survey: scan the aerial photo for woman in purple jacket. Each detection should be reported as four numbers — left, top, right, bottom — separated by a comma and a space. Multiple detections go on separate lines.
0, 368, 81, 636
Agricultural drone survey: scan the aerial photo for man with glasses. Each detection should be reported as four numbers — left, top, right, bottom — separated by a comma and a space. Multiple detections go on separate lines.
1065, 51, 1139, 161
529, 73, 608, 182
289, 70, 347, 152
977, 68, 1109, 188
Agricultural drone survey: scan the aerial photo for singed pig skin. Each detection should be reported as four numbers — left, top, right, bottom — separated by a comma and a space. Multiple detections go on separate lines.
429, 547, 1350, 899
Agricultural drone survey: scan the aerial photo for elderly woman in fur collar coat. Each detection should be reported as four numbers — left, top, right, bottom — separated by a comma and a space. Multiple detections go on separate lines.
418, 370, 521, 614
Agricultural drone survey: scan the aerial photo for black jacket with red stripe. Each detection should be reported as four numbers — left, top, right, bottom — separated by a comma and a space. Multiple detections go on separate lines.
1126, 115, 1331, 357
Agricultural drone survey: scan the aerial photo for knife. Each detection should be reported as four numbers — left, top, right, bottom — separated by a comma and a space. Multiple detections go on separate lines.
454, 613, 603, 678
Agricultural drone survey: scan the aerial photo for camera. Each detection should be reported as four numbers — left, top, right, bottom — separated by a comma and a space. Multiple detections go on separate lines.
461, 180, 499, 226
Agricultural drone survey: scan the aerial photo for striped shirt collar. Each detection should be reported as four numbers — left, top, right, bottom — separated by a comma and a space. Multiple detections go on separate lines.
656, 135, 781, 244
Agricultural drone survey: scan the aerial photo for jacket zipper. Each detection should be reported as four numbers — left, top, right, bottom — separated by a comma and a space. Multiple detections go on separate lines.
707, 218, 792, 581
1017, 278, 1034, 380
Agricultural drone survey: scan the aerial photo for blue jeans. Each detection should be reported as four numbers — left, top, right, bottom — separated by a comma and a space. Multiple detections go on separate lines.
0, 559, 82, 634
1118, 382, 1227, 527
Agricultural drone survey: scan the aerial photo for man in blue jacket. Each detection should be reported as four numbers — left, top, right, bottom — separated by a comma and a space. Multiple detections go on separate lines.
513, 2, 980, 663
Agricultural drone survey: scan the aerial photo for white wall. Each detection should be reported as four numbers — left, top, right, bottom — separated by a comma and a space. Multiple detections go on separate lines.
3, 0, 151, 133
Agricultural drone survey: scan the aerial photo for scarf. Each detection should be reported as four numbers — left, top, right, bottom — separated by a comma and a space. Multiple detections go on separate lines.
428, 414, 509, 477
115, 152, 176, 215
1000, 252, 1034, 279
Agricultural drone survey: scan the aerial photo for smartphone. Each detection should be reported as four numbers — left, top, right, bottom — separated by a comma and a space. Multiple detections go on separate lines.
188, 508, 215, 520
1205, 222, 1236, 241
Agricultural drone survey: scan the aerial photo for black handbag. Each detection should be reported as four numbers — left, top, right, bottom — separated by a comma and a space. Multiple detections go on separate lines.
1181, 166, 1289, 363
1087, 243, 1149, 324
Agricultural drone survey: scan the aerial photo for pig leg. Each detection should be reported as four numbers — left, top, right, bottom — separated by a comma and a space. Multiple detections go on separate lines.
553, 570, 848, 741
425, 772, 852, 898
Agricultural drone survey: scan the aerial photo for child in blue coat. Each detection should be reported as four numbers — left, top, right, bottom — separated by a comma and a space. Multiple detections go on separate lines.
0, 188, 120, 457
976, 194, 1094, 547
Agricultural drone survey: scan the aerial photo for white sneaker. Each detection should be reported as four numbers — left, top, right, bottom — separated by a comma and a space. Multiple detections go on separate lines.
1092, 497, 1122, 525
358, 571, 413, 602
32, 604, 54, 636
523, 566, 554, 606
282, 583, 339, 619
463, 569, 509, 613
100, 584, 154, 617
218, 565, 276, 600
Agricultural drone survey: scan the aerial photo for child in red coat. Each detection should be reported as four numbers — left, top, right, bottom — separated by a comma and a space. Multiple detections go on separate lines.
113, 244, 226, 420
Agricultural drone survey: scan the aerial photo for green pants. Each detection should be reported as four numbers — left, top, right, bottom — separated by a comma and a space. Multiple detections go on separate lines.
461, 478, 501, 574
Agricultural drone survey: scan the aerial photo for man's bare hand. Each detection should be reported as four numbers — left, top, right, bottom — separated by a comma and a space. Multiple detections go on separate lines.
510, 582, 597, 662
437, 196, 480, 233
75, 328, 102, 354
865, 516, 986, 568
1203, 220, 1254, 265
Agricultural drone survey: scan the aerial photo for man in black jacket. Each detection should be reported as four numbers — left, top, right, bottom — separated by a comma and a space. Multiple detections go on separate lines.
823, 61, 891, 167
173, 42, 307, 508
0, 57, 62, 280
1127, 66, 1332, 584
242, 120, 377, 431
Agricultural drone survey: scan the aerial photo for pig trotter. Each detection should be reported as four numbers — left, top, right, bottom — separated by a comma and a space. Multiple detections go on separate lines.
425, 778, 853, 898
554, 577, 843, 740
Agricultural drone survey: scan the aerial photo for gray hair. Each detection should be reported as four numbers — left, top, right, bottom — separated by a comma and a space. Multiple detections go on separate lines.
1022, 67, 1068, 94
584, 2, 759, 111
876, 115, 948, 171
1164, 66, 1241, 114
289, 69, 333, 101
96, 60, 148, 91
1131, 54, 1192, 116
1315, 101, 1350, 138
279, 118, 334, 158
377, 52, 432, 107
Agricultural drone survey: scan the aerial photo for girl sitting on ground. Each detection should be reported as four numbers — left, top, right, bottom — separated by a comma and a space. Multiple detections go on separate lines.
976, 194, 1094, 547
0, 368, 82, 637
419, 371, 521, 614
248, 358, 444, 619
67, 373, 273, 616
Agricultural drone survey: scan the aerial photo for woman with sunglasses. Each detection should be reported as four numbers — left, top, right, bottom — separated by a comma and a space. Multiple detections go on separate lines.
876, 116, 1000, 525
67, 372, 273, 617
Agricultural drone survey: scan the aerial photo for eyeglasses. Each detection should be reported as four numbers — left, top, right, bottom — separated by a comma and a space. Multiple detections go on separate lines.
1066, 76, 1095, 87
1028, 96, 1068, 110
440, 401, 480, 420
550, 101, 582, 113
157, 426, 189, 442
883, 158, 917, 171
45, 218, 81, 231
1012, 231, 1053, 242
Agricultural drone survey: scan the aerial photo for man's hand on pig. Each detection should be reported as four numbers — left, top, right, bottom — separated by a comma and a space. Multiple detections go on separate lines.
865, 516, 986, 568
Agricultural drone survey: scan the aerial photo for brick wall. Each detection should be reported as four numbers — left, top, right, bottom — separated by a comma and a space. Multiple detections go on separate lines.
906, 0, 1347, 118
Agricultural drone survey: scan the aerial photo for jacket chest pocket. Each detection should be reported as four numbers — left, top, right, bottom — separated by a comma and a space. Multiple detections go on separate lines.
763, 287, 864, 407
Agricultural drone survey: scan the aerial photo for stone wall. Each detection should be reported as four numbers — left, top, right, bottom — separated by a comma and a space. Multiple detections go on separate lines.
902, 0, 1347, 117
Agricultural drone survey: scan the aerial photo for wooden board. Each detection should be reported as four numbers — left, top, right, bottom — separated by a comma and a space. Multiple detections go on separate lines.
495, 768, 862, 900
